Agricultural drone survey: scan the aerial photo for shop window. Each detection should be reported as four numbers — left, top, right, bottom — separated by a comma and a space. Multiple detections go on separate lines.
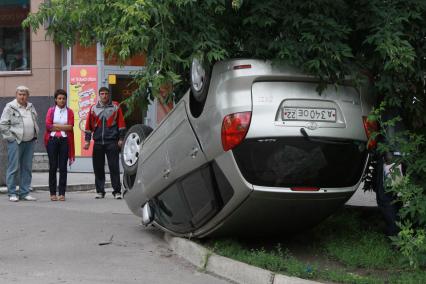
105, 51, 146, 66
0, 0, 31, 73
72, 42, 96, 65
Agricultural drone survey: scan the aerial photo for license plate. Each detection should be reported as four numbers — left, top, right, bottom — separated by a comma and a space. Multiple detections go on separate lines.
282, 107, 336, 122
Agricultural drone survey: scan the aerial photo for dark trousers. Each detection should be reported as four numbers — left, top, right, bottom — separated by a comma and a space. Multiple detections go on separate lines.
375, 157, 401, 236
47, 137, 69, 196
93, 142, 121, 195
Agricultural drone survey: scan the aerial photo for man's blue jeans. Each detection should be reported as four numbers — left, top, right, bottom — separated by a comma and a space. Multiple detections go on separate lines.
6, 140, 34, 198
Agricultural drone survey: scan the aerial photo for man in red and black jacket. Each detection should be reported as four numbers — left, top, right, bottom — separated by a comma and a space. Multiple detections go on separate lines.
84, 87, 126, 199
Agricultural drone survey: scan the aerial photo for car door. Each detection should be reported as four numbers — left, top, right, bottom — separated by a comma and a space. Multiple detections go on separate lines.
140, 100, 207, 200
166, 100, 207, 180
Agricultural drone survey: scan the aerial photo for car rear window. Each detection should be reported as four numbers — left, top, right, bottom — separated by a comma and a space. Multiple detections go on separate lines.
233, 137, 368, 188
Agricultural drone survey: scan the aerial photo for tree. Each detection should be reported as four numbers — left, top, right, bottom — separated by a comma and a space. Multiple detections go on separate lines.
24, 0, 426, 266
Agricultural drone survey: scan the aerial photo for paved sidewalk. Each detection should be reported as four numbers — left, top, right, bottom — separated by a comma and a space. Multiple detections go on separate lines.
32, 172, 111, 191
0, 172, 111, 193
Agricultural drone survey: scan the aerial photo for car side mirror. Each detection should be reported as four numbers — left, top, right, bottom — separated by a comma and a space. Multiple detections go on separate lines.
141, 202, 154, 226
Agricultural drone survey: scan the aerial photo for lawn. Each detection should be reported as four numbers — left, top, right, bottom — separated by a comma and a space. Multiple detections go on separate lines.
201, 206, 426, 284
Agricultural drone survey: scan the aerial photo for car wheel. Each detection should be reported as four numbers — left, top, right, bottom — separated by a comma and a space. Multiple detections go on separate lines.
123, 172, 136, 190
190, 57, 211, 103
121, 124, 153, 175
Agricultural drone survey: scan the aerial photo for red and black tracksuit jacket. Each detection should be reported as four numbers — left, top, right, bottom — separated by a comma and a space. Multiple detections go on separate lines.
84, 101, 126, 144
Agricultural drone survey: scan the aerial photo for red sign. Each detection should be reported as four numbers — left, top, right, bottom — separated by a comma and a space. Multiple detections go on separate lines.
69, 66, 98, 157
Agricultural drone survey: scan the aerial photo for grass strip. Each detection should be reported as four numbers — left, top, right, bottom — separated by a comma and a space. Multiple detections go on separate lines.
201, 207, 426, 284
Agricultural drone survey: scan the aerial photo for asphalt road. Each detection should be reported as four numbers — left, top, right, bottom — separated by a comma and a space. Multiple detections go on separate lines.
0, 190, 229, 284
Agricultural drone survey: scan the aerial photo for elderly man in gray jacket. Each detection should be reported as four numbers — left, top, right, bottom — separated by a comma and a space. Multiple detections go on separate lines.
0, 86, 39, 202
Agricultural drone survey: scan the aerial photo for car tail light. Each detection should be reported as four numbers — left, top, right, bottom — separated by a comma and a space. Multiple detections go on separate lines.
233, 64, 252, 70
362, 116, 378, 149
221, 111, 252, 151
291, 187, 320, 191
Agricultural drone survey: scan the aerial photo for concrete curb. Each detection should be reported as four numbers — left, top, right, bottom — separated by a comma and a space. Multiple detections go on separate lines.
207, 253, 273, 284
164, 234, 320, 284
0, 182, 111, 193
164, 233, 208, 268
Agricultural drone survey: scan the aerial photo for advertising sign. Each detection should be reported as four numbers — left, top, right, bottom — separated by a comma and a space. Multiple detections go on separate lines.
69, 66, 97, 156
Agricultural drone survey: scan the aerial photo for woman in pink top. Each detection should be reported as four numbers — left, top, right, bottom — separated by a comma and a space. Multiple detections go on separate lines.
44, 89, 75, 201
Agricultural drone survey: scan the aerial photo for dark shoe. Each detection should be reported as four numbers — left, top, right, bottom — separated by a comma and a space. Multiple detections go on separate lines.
95, 193, 105, 199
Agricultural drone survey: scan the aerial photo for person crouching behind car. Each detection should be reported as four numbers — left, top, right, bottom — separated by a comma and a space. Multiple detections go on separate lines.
375, 107, 407, 237
44, 89, 75, 201
84, 87, 126, 199
0, 86, 39, 202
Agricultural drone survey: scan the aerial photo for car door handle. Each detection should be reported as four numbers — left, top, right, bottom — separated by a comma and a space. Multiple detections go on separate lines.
189, 147, 199, 159
162, 168, 171, 179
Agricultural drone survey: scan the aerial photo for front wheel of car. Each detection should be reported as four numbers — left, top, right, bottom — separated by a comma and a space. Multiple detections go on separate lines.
121, 124, 153, 176
190, 57, 211, 103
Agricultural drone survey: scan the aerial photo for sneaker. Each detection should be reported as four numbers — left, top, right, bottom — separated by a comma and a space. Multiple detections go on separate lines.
0, 187, 8, 194
95, 193, 105, 199
113, 193, 122, 200
9, 195, 18, 202
22, 195, 37, 201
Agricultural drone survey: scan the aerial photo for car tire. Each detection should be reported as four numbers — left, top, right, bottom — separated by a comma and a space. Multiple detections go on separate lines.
190, 57, 211, 103
121, 124, 153, 176
123, 172, 136, 190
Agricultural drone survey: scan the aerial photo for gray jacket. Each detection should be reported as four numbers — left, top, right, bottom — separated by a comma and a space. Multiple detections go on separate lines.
0, 99, 39, 143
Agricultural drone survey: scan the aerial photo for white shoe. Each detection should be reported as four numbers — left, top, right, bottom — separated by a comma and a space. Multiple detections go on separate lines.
9, 195, 18, 202
22, 195, 37, 201
113, 193, 122, 200
0, 187, 8, 194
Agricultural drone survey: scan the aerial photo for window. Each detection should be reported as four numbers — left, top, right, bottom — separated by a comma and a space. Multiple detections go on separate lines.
62, 69, 67, 90
233, 137, 368, 188
61, 45, 67, 67
153, 165, 229, 233
153, 183, 193, 233
0, 0, 31, 72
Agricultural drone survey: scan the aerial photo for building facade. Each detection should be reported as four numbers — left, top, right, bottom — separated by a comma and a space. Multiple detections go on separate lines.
0, 0, 164, 171
0, 0, 60, 154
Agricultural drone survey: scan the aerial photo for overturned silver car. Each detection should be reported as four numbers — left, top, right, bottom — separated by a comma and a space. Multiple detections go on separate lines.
121, 59, 374, 237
